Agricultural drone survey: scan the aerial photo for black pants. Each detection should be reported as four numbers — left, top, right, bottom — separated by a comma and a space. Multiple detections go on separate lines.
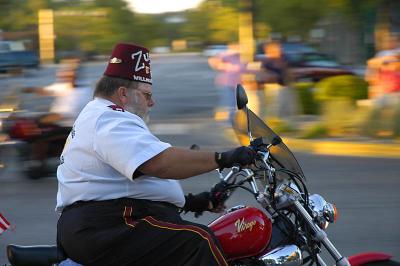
57, 198, 228, 266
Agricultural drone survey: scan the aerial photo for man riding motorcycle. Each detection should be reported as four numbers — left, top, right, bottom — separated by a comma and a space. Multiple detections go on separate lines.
56, 43, 256, 266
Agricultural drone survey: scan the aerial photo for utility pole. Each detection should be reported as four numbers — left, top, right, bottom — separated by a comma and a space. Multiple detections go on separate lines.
238, 0, 254, 63
38, 9, 55, 63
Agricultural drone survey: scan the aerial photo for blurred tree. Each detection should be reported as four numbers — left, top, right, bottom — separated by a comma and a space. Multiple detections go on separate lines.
183, 0, 239, 45
0, 0, 165, 54
54, 0, 138, 54
321, 0, 398, 61
0, 0, 51, 31
182, 7, 210, 44
208, 4, 238, 43
1, 0, 396, 58
252, 0, 328, 39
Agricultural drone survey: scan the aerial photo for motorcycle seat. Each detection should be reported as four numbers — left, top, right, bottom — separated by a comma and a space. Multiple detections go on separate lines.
7, 244, 67, 266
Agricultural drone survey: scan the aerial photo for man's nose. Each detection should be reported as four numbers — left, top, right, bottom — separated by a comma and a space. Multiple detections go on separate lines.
148, 98, 155, 107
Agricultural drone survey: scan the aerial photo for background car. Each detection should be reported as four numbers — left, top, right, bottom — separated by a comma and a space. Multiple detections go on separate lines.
0, 41, 39, 73
288, 52, 354, 82
202, 44, 228, 57
254, 42, 354, 83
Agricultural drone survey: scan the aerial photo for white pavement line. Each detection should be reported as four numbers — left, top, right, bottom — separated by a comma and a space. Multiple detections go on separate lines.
149, 123, 192, 135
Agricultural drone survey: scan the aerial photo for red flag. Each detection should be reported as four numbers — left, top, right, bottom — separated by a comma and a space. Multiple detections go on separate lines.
0, 212, 11, 235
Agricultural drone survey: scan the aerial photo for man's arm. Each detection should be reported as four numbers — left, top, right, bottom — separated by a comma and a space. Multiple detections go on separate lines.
137, 146, 256, 180
137, 147, 218, 179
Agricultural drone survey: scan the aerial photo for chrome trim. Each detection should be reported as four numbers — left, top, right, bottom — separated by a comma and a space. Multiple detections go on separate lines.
309, 194, 336, 229
226, 205, 246, 213
223, 166, 240, 182
259, 245, 302, 266
293, 201, 349, 266
275, 182, 303, 205
317, 254, 328, 266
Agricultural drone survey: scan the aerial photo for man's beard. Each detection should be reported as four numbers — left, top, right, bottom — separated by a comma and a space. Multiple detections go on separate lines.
124, 92, 151, 123
141, 111, 150, 123
125, 104, 150, 123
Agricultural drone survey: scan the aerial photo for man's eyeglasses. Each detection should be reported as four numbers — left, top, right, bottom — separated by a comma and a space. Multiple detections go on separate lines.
138, 90, 153, 101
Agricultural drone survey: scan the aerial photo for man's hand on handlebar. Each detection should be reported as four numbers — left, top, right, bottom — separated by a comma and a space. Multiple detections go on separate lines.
182, 181, 230, 217
215, 146, 256, 170
209, 181, 229, 213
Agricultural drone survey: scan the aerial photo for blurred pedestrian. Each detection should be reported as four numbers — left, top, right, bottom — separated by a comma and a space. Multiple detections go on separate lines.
21, 59, 93, 177
56, 43, 256, 266
43, 58, 92, 127
259, 41, 298, 118
208, 43, 245, 124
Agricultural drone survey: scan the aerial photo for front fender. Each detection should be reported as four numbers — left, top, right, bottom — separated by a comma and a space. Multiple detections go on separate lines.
348, 252, 392, 266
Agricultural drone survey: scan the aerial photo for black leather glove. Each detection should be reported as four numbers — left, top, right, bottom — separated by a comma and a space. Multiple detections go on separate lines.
183, 182, 230, 217
215, 146, 256, 169
209, 181, 229, 210
183, 192, 211, 217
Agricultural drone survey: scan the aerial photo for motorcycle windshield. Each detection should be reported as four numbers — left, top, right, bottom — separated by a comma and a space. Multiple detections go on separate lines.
232, 108, 305, 178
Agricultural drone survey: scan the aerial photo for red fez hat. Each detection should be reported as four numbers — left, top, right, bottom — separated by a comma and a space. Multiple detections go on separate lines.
104, 43, 152, 84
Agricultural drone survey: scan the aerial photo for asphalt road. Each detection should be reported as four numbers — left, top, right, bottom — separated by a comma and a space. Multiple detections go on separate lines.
0, 55, 399, 264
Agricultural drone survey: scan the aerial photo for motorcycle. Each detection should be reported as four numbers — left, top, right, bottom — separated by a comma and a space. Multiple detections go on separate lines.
2, 111, 70, 179
6, 84, 399, 265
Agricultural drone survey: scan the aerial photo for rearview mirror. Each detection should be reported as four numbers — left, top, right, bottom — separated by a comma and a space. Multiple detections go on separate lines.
236, 84, 248, 110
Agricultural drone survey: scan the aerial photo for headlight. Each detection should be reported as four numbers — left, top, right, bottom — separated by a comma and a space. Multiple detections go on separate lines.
308, 194, 338, 229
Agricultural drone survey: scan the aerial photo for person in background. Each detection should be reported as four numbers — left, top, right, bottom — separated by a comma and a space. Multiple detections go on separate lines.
208, 43, 245, 124
25, 59, 92, 176
43, 58, 92, 126
259, 41, 298, 118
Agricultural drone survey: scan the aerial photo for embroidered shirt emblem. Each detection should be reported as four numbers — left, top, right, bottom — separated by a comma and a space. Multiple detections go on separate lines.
108, 105, 125, 112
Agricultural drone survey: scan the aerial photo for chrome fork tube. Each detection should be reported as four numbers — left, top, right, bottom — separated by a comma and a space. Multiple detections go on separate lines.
243, 169, 259, 194
293, 201, 350, 266
317, 254, 328, 266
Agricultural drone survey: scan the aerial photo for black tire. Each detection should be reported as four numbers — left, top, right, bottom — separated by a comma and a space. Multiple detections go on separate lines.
17, 141, 55, 180
0, 142, 22, 179
24, 164, 48, 180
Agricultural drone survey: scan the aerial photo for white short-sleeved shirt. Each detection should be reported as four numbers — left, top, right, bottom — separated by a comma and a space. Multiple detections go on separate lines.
56, 98, 185, 212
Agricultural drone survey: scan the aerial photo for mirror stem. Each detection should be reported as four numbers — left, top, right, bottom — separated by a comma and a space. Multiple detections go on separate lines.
245, 106, 253, 142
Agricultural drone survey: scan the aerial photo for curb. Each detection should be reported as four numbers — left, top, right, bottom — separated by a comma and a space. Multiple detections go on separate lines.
224, 128, 400, 159
282, 138, 400, 159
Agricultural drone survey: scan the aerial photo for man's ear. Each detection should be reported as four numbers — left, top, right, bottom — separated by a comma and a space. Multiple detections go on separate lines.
117, 86, 128, 101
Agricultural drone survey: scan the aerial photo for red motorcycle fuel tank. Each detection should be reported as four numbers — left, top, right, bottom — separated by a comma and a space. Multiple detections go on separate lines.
209, 206, 272, 260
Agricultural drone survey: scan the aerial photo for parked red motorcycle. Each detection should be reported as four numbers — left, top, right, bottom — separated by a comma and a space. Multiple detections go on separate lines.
6, 85, 399, 266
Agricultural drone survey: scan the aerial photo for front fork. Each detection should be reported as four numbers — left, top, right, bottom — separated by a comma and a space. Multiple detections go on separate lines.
293, 201, 350, 266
